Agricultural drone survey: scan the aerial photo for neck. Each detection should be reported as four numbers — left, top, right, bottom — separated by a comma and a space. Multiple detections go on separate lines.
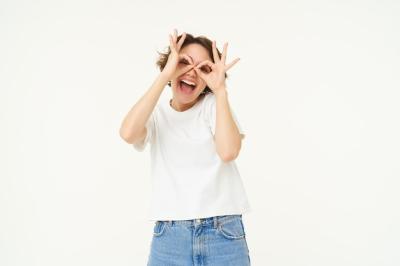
170, 95, 205, 112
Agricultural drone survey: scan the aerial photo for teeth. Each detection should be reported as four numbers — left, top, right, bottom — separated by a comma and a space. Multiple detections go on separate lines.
182, 79, 196, 86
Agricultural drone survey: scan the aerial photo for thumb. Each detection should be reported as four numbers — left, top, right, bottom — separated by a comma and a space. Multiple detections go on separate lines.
176, 64, 194, 77
194, 67, 206, 80
183, 64, 194, 73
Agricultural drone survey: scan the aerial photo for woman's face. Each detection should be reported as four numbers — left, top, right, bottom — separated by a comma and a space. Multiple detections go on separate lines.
171, 43, 212, 105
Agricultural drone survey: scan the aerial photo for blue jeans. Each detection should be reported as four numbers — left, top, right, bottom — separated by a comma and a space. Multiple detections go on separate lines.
147, 214, 251, 266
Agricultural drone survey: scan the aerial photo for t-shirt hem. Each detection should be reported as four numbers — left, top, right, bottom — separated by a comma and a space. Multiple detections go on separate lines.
147, 206, 252, 222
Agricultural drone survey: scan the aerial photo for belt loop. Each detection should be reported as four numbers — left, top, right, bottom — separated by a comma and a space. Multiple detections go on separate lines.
168, 220, 172, 226
213, 216, 218, 229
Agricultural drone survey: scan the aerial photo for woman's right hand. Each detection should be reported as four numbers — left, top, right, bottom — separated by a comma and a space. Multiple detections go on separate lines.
161, 29, 194, 81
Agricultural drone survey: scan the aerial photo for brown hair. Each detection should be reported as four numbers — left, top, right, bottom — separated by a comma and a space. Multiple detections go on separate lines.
156, 33, 228, 95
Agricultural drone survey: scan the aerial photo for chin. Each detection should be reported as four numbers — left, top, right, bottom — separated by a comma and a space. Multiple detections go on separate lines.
173, 85, 198, 100
176, 93, 198, 104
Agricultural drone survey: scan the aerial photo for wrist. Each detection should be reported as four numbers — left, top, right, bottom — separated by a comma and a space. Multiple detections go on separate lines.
214, 87, 228, 97
158, 72, 171, 84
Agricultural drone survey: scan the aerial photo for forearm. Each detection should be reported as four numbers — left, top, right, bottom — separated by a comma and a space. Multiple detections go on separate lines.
214, 88, 242, 162
119, 72, 169, 142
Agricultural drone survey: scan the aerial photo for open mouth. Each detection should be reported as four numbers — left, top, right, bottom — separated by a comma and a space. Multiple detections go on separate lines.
179, 79, 197, 94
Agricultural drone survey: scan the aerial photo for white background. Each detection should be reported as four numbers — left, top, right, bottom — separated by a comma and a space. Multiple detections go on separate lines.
1, 0, 399, 265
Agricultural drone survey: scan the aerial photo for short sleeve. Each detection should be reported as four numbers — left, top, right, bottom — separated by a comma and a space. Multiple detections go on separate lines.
206, 94, 245, 139
132, 112, 155, 152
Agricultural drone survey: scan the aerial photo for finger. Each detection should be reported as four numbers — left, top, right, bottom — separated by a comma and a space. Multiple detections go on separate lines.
177, 32, 186, 51
178, 64, 195, 76
196, 60, 214, 69
212, 40, 220, 63
171, 29, 177, 47
225, 57, 240, 71
196, 60, 214, 74
221, 42, 228, 63
194, 67, 207, 80
169, 34, 176, 51
172, 64, 194, 80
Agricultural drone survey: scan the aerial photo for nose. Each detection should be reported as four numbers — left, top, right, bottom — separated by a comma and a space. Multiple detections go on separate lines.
185, 67, 197, 77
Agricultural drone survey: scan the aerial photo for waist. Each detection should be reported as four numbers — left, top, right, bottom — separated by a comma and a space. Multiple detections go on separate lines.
158, 214, 242, 227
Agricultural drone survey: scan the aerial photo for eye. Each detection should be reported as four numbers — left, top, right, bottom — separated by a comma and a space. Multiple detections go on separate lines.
200, 65, 212, 73
179, 59, 190, 65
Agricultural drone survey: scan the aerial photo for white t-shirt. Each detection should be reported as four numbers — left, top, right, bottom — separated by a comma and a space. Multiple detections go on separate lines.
133, 92, 252, 221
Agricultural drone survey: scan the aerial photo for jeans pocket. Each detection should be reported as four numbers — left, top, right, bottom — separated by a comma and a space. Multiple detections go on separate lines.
217, 216, 246, 240
153, 221, 167, 237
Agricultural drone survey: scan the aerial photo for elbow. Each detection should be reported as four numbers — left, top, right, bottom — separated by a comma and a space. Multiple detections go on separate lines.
120, 124, 147, 145
119, 128, 136, 144
216, 139, 242, 163
215, 134, 242, 163
119, 128, 130, 142
218, 150, 239, 163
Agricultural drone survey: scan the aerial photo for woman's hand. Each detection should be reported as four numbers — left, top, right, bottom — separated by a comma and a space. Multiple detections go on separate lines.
161, 29, 195, 81
194, 41, 240, 93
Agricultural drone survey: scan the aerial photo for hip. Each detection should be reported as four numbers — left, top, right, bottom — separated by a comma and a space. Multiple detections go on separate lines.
147, 214, 251, 266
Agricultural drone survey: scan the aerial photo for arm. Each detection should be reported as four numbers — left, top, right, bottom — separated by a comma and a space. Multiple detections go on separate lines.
214, 88, 242, 162
120, 29, 192, 145
119, 73, 169, 144
192, 40, 242, 162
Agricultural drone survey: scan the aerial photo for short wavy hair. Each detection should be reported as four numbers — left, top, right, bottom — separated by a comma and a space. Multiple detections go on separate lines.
156, 33, 228, 95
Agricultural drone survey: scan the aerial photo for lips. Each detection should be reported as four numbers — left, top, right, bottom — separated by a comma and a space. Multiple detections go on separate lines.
179, 81, 195, 94
178, 78, 197, 94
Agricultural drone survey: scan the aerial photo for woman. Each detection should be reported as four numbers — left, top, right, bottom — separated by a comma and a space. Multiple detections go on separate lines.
120, 29, 252, 265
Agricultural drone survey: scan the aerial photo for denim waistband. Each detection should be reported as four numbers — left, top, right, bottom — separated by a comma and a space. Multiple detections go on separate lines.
158, 214, 242, 228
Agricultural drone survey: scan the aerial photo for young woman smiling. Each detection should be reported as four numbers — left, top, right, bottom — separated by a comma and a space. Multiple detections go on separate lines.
120, 29, 252, 265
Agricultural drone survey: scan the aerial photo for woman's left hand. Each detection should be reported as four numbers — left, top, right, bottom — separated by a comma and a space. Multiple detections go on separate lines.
194, 41, 240, 93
